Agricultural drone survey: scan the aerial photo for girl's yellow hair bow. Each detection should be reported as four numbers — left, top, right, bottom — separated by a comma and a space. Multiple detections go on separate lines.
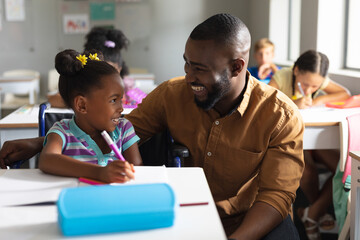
89, 53, 100, 61
76, 54, 88, 67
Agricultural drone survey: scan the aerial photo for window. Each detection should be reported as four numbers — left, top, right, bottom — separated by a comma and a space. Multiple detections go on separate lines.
269, 0, 300, 64
345, 0, 360, 70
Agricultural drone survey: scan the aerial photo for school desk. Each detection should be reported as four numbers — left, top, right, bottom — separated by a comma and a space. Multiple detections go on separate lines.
0, 167, 227, 240
0, 75, 40, 105
0, 104, 39, 168
301, 106, 360, 171
350, 151, 360, 240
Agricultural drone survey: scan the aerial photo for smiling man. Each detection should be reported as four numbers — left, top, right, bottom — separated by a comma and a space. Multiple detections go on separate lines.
0, 13, 304, 240
126, 14, 304, 239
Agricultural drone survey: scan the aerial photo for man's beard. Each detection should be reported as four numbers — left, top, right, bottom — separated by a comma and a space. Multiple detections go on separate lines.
194, 70, 231, 111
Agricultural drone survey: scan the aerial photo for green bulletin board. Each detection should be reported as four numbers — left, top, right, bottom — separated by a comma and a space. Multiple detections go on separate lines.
90, 2, 115, 20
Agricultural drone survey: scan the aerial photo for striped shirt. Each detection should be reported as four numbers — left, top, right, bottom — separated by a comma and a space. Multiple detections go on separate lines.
45, 116, 140, 166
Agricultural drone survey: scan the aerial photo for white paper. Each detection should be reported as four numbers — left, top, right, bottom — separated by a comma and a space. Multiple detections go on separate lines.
0, 169, 78, 206
112, 165, 169, 185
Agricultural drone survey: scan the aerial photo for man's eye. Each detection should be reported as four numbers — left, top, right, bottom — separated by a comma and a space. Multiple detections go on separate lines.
110, 98, 116, 103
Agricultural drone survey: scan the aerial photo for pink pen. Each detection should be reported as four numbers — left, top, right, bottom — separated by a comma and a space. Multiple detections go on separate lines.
101, 130, 126, 161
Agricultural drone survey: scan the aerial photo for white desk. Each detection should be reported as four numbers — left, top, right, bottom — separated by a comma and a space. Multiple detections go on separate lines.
0, 167, 226, 240
301, 107, 360, 172
301, 107, 360, 150
0, 76, 40, 104
0, 104, 39, 168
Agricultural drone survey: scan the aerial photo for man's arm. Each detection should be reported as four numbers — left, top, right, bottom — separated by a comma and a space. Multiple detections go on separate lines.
228, 202, 282, 240
0, 137, 44, 168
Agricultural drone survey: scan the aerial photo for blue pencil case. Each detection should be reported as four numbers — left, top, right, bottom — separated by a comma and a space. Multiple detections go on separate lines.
57, 183, 176, 236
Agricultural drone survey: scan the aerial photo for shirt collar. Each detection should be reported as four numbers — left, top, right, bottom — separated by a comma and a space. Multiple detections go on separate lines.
69, 116, 87, 138
236, 71, 255, 116
69, 115, 118, 141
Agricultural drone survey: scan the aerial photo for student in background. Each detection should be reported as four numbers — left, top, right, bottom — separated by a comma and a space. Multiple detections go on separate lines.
248, 38, 280, 84
268, 50, 351, 109
269, 50, 351, 240
48, 27, 131, 108
39, 49, 142, 183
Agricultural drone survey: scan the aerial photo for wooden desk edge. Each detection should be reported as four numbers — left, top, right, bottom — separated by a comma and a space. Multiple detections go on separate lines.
305, 122, 339, 127
0, 123, 38, 128
350, 151, 360, 161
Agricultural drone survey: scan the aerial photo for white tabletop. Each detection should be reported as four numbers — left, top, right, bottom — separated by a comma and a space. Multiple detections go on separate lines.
300, 106, 360, 125
0, 104, 39, 127
0, 167, 226, 240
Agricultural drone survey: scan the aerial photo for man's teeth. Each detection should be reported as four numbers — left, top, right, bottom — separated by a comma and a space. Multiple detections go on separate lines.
191, 86, 204, 91
112, 118, 119, 123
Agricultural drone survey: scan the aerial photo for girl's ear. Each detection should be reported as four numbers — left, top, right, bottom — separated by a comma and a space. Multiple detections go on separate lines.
73, 95, 87, 114
293, 66, 299, 76
231, 58, 245, 77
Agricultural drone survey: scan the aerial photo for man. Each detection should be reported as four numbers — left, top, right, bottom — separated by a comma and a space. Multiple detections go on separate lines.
0, 14, 304, 239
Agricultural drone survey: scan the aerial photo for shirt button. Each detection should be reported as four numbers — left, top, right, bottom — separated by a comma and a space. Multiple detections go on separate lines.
215, 120, 220, 125
207, 152, 212, 156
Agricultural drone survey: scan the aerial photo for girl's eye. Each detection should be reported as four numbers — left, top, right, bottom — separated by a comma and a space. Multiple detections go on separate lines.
110, 98, 117, 103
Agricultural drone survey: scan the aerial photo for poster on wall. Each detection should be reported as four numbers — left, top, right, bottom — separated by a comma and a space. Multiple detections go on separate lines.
63, 14, 89, 34
5, 0, 25, 21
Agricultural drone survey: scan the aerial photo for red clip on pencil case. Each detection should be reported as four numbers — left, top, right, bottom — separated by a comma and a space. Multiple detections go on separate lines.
325, 94, 360, 109
57, 183, 176, 236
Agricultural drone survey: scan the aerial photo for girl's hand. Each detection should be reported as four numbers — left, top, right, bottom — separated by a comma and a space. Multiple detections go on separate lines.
294, 96, 312, 109
99, 160, 135, 183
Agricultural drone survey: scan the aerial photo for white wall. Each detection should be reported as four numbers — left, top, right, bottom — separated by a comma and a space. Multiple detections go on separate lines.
0, 0, 251, 95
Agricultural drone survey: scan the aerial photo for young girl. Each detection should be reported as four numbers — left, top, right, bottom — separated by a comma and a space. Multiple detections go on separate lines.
269, 50, 351, 240
48, 27, 131, 108
269, 50, 350, 109
39, 49, 142, 183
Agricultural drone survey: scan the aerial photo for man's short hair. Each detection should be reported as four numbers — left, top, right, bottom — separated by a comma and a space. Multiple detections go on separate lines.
189, 13, 250, 49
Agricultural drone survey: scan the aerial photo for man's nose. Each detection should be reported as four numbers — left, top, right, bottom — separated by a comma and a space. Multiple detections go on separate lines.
185, 67, 195, 83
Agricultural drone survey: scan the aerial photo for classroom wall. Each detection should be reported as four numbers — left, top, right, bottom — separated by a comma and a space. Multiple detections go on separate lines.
0, 0, 251, 99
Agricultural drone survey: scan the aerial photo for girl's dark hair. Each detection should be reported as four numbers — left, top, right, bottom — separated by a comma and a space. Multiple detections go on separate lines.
291, 50, 329, 96
55, 49, 119, 108
84, 27, 130, 78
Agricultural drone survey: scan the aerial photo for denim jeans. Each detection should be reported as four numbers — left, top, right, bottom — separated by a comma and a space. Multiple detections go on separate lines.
262, 215, 300, 240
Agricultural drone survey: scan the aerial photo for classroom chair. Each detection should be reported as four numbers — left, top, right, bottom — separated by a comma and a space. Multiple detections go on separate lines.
335, 112, 360, 240
37, 102, 189, 167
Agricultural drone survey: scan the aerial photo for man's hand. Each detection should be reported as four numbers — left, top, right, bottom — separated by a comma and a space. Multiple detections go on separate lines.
0, 137, 44, 169
228, 202, 283, 240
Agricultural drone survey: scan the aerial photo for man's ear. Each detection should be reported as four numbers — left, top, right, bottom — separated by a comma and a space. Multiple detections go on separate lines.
73, 95, 87, 114
231, 58, 245, 77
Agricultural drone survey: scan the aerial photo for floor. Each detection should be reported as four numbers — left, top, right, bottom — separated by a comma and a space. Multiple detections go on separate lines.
293, 168, 339, 240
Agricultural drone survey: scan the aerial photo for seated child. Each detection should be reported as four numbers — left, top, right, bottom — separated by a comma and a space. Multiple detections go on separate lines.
248, 38, 280, 84
39, 49, 142, 183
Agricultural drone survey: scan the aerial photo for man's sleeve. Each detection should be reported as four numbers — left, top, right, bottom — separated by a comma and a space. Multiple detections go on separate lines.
255, 108, 305, 218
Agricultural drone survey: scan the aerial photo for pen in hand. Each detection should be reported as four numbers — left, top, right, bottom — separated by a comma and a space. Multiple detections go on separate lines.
297, 82, 306, 96
101, 130, 126, 161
